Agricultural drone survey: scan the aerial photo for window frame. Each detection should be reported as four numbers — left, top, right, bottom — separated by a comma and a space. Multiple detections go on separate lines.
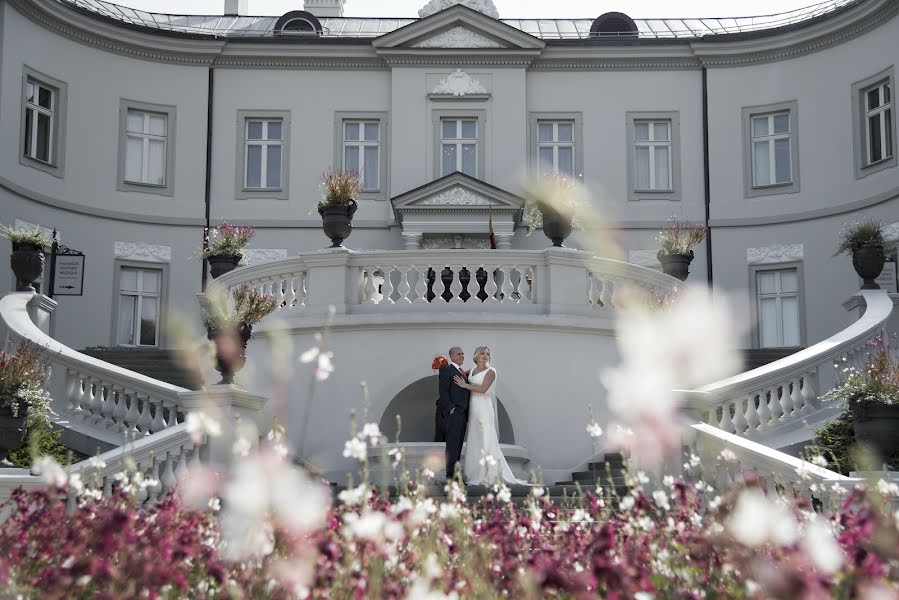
748, 261, 806, 349
117, 99, 177, 196
110, 260, 168, 348
528, 112, 583, 180
741, 100, 800, 198
333, 111, 389, 200
19, 66, 67, 179
431, 109, 486, 180
235, 109, 291, 200
625, 111, 681, 201
852, 66, 896, 179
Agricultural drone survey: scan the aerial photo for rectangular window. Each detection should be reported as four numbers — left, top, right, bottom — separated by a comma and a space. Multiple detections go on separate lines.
751, 112, 792, 187
343, 120, 380, 191
23, 79, 55, 164
441, 118, 477, 177
633, 120, 672, 191
245, 119, 283, 189
537, 120, 575, 177
864, 80, 892, 166
124, 110, 167, 186
117, 267, 161, 347
756, 268, 801, 348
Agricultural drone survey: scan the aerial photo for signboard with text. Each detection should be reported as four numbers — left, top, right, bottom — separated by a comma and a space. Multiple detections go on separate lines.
875, 260, 898, 293
52, 254, 85, 296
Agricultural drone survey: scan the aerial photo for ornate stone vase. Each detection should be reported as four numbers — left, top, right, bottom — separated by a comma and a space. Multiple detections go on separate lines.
208, 323, 253, 385
850, 400, 899, 464
207, 254, 242, 279
0, 399, 27, 462
852, 246, 885, 290
10, 243, 45, 292
318, 201, 358, 248
541, 206, 573, 248
657, 250, 694, 281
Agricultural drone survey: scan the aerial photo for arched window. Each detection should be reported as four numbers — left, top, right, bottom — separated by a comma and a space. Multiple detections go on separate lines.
590, 12, 639, 37
274, 11, 322, 35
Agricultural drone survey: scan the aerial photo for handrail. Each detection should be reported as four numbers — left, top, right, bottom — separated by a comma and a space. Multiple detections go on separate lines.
685, 290, 893, 439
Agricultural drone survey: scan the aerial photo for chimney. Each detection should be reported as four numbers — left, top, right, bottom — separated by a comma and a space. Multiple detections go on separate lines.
224, 0, 248, 16
303, 0, 345, 18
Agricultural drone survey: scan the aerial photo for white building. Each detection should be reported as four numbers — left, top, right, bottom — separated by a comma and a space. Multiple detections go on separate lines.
1, 0, 898, 484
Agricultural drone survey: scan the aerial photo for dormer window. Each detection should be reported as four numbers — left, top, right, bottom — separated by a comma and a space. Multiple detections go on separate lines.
274, 10, 322, 36
590, 12, 639, 37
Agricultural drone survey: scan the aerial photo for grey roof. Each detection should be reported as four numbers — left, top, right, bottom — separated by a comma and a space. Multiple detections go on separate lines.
56, 0, 863, 40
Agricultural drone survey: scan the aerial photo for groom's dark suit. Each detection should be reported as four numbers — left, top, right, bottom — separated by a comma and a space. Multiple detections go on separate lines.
439, 363, 470, 479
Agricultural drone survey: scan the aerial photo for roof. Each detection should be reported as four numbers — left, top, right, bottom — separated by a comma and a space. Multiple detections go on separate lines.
55, 0, 864, 41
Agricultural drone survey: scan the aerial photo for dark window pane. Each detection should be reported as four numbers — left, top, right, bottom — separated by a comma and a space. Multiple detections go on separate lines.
36, 112, 51, 163
24, 108, 33, 157
38, 87, 52, 109
886, 109, 893, 159
870, 114, 882, 163
868, 88, 881, 110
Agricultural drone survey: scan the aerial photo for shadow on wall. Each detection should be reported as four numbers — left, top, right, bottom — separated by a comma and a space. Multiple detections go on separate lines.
379, 376, 515, 444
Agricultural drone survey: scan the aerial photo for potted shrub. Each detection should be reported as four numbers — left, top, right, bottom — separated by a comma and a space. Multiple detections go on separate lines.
835, 220, 886, 290
524, 175, 587, 247
0, 341, 51, 462
202, 220, 255, 280
1, 225, 52, 292
318, 170, 361, 248
825, 337, 899, 467
655, 217, 707, 281
202, 285, 278, 385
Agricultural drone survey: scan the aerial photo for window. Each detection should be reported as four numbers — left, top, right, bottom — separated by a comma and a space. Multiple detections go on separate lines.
863, 80, 893, 166
344, 121, 380, 191
117, 267, 162, 347
117, 100, 176, 195
741, 101, 800, 197
755, 267, 802, 348
441, 118, 478, 177
537, 121, 575, 177
236, 111, 290, 200
626, 111, 680, 201
20, 67, 67, 178
634, 120, 672, 191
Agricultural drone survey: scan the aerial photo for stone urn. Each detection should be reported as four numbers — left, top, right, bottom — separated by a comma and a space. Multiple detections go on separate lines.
11, 243, 45, 292
0, 400, 27, 462
318, 201, 358, 248
541, 206, 573, 248
208, 323, 252, 385
658, 250, 694, 281
850, 400, 899, 465
207, 254, 242, 279
852, 246, 885, 290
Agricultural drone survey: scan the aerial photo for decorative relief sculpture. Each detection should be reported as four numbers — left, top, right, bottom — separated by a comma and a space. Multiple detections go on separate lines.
418, 187, 495, 206
418, 0, 500, 19
746, 243, 804, 265
413, 26, 502, 48
432, 69, 488, 96
114, 241, 172, 263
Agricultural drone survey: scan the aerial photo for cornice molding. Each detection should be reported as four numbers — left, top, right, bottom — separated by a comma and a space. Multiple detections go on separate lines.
213, 55, 388, 69
380, 52, 538, 67
530, 57, 702, 71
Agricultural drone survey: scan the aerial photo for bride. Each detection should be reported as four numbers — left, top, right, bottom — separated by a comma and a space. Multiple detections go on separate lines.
453, 346, 527, 485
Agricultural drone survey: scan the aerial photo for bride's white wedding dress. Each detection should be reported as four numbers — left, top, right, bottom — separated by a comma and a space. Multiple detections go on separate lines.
463, 367, 527, 485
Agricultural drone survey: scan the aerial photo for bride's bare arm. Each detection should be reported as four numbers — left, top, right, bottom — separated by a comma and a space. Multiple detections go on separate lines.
453, 369, 496, 394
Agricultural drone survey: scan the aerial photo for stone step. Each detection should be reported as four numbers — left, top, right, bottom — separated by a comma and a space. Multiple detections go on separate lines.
571, 472, 627, 486
80, 348, 201, 390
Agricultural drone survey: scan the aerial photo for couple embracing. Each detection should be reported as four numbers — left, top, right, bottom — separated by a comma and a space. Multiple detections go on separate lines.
438, 346, 526, 485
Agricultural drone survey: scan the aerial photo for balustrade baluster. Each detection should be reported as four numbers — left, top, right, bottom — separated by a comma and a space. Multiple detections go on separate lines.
787, 377, 801, 418
136, 394, 153, 435
150, 399, 166, 433
161, 400, 177, 428
413, 266, 429, 303
500, 266, 515, 303
65, 369, 80, 414
363, 268, 378, 304
756, 389, 773, 428
515, 266, 531, 302
83, 377, 98, 422
449, 266, 464, 303
718, 402, 735, 433
103, 474, 113, 498
298, 272, 308, 306
732, 398, 748, 433
99, 381, 115, 427
161, 453, 178, 494
189, 445, 203, 470
147, 460, 162, 505
587, 274, 600, 308
111, 385, 128, 432
801, 372, 819, 412
397, 267, 412, 303
599, 279, 613, 309
123, 388, 140, 436
287, 277, 298, 308
484, 265, 499, 303
175, 447, 190, 480
381, 267, 396, 304
744, 393, 761, 433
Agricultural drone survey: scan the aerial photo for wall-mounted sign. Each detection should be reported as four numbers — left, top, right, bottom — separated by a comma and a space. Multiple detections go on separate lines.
52, 254, 85, 296
875, 260, 898, 293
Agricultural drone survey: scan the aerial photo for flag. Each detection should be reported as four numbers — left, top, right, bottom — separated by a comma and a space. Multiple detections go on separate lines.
488, 205, 497, 249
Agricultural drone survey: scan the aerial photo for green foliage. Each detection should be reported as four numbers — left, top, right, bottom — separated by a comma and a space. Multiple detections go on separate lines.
318, 169, 362, 209
0, 225, 52, 248
825, 342, 899, 406
8, 415, 71, 469
835, 219, 885, 256
805, 409, 899, 475
202, 284, 278, 333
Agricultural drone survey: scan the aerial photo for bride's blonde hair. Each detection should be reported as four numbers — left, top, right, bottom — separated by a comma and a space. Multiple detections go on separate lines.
473, 346, 491, 364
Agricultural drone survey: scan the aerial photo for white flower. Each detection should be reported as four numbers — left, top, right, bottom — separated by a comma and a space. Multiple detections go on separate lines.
586, 421, 603, 438
343, 437, 367, 461
445, 481, 466, 504
811, 455, 829, 467
32, 456, 68, 487
801, 518, 844, 574
88, 456, 107, 470
439, 503, 460, 520
232, 436, 253, 458
185, 412, 222, 444
360, 423, 381, 445
571, 509, 588, 523
531, 486, 545, 499
422, 468, 435, 480
619, 496, 635, 511
876, 479, 899, 497
208, 497, 221, 512
718, 449, 737, 462
299, 334, 334, 381
479, 454, 497, 468
339, 484, 371, 507
495, 484, 511, 504
342, 510, 404, 545
653, 490, 671, 511
727, 488, 798, 547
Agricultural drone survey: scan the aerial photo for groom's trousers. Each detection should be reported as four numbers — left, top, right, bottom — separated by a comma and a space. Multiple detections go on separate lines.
444, 410, 468, 480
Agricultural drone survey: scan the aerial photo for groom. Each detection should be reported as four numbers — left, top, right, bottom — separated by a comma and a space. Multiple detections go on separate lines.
438, 346, 470, 480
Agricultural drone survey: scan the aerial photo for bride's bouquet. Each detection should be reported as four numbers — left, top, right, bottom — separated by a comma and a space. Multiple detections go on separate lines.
432, 355, 448, 370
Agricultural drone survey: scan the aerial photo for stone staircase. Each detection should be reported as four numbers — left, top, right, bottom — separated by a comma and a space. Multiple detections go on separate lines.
80, 348, 201, 390
741, 347, 803, 370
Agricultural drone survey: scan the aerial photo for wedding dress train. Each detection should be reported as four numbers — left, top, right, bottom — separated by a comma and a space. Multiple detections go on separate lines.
463, 368, 527, 485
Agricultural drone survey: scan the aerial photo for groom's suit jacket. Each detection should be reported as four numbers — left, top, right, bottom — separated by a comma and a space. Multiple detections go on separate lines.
438, 363, 470, 417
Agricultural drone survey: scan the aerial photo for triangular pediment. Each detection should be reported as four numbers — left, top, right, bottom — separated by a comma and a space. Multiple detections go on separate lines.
373, 5, 544, 51
391, 173, 524, 219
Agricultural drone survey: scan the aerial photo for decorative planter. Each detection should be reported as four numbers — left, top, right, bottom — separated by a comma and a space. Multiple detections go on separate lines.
10, 243, 45, 292
0, 401, 27, 462
851, 246, 885, 290
208, 323, 253, 385
318, 201, 358, 248
541, 206, 574, 248
207, 254, 242, 280
658, 250, 694, 281
850, 400, 899, 463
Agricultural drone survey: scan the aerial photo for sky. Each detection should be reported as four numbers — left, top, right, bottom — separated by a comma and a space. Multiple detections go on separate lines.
114, 0, 827, 19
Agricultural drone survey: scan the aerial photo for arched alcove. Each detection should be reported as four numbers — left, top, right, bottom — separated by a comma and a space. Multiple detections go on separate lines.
379, 376, 515, 444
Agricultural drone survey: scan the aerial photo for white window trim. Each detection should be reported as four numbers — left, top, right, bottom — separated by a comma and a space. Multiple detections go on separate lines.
111, 260, 168, 348
333, 111, 389, 200
431, 109, 487, 181
750, 111, 792, 188
117, 99, 176, 196
235, 109, 291, 201
749, 261, 806, 349
852, 67, 896, 179
19, 66, 67, 179
625, 111, 681, 201
741, 100, 800, 198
